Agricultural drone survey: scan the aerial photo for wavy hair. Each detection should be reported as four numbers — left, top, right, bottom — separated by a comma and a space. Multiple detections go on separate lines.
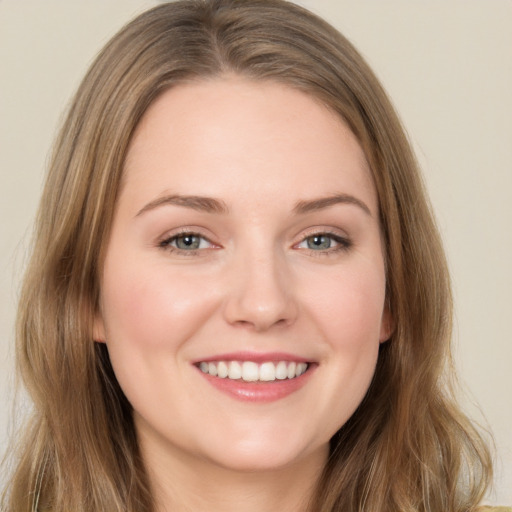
2, 1, 492, 510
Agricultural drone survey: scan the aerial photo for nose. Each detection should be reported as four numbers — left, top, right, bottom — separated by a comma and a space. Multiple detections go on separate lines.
223, 248, 298, 332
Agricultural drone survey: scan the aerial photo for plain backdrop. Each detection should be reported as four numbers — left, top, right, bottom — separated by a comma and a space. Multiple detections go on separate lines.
1, 0, 510, 504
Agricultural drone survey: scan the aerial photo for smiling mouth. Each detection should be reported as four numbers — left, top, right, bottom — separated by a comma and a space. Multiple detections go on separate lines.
197, 360, 309, 382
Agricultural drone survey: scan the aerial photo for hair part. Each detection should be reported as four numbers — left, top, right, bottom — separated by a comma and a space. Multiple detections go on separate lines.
2, 1, 492, 511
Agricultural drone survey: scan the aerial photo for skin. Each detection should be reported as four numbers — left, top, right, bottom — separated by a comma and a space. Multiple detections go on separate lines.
95, 76, 392, 512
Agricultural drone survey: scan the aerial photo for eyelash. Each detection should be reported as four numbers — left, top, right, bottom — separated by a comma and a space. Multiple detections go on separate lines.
295, 231, 352, 256
158, 230, 352, 256
158, 230, 214, 255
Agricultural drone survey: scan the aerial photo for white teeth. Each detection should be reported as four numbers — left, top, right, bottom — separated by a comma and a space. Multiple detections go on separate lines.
217, 361, 228, 378
198, 360, 309, 382
275, 361, 288, 380
242, 361, 259, 382
208, 362, 217, 377
228, 361, 242, 380
295, 362, 307, 377
259, 362, 276, 381
287, 362, 296, 379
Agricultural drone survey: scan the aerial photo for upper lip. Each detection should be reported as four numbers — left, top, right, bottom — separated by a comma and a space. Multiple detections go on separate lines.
193, 351, 313, 364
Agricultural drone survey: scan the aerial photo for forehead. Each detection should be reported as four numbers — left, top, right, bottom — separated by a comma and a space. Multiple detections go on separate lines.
121, 76, 377, 215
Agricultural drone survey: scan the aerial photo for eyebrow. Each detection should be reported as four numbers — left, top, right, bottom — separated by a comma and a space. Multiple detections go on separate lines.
136, 194, 229, 217
293, 194, 372, 216
136, 192, 371, 218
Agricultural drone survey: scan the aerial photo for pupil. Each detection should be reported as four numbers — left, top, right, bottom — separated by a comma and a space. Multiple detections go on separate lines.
308, 235, 330, 250
177, 235, 199, 249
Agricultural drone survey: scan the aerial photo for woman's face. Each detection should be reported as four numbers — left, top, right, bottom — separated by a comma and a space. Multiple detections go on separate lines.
95, 77, 391, 473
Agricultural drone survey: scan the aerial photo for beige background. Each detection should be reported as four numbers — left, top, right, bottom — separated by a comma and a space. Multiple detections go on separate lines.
1, 0, 510, 503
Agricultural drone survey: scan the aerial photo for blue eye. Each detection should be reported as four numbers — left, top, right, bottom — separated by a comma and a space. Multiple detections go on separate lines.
160, 233, 211, 251
306, 235, 333, 250
297, 233, 350, 252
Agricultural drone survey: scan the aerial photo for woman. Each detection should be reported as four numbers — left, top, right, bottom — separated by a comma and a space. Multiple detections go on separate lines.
1, 1, 503, 510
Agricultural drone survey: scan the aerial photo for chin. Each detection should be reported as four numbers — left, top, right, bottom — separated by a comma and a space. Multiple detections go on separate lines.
197, 431, 328, 474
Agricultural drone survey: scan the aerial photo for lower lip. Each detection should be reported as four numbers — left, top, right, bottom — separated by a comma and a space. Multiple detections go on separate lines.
196, 366, 315, 403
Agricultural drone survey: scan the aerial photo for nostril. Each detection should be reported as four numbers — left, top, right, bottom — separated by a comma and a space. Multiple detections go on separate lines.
222, 264, 299, 330
230, 316, 291, 332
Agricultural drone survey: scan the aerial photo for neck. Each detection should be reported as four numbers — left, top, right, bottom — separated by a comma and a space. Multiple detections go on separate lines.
141, 434, 327, 512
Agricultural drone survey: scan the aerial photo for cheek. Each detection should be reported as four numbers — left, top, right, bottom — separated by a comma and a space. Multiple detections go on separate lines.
299, 263, 385, 420
303, 263, 387, 346
98, 256, 224, 421
308, 262, 385, 404
99, 256, 219, 354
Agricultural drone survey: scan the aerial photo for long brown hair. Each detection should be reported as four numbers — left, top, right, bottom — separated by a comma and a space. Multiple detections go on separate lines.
2, 1, 492, 510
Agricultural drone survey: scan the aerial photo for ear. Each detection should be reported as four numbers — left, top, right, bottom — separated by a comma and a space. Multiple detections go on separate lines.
379, 302, 394, 343
93, 310, 106, 343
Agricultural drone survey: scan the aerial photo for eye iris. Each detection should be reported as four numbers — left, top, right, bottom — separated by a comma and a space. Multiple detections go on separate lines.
176, 235, 200, 250
307, 235, 331, 250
